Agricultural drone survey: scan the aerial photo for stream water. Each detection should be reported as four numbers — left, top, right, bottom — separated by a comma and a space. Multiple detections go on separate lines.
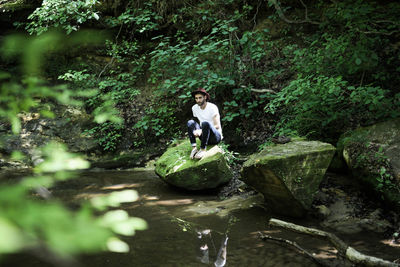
3, 169, 400, 267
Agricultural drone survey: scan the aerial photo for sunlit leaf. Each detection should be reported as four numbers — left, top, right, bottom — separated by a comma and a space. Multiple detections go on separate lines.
10, 115, 21, 134
100, 209, 147, 236
11, 151, 25, 161
91, 190, 139, 210
0, 218, 26, 253
20, 175, 55, 189
106, 237, 129, 253
39, 109, 55, 118
102, 210, 129, 223
34, 142, 90, 174
109, 190, 139, 204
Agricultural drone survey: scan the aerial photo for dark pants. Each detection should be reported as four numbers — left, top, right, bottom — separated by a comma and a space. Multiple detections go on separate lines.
187, 120, 221, 149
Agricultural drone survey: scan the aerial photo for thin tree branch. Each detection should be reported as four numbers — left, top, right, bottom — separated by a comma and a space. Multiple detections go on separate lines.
360, 70, 365, 87
98, 22, 124, 79
242, 84, 276, 94
347, 19, 400, 36
299, 0, 308, 21
252, 0, 263, 30
250, 88, 277, 94
354, 28, 400, 36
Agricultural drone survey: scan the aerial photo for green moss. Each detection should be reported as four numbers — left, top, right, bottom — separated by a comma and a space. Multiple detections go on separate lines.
155, 139, 233, 190
244, 141, 336, 168
155, 140, 193, 177
338, 118, 400, 151
155, 140, 221, 176
338, 118, 400, 209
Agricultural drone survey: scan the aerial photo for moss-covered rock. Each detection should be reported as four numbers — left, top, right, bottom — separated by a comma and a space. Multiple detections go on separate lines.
241, 141, 336, 217
338, 118, 400, 208
155, 140, 233, 190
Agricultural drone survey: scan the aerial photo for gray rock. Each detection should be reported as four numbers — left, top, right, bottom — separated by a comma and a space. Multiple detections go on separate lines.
321, 203, 392, 234
241, 141, 336, 217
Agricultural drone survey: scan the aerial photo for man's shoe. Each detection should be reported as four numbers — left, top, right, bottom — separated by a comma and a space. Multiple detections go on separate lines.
190, 148, 198, 159
194, 150, 206, 159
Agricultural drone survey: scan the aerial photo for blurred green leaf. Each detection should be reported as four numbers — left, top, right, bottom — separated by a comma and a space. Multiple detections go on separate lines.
34, 142, 90, 174
90, 190, 139, 210
0, 218, 26, 253
106, 237, 129, 253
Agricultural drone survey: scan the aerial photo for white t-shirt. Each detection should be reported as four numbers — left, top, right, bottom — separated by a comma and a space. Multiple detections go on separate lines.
192, 102, 223, 137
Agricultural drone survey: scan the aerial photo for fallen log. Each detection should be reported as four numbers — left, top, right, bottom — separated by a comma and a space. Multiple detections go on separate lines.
268, 218, 399, 267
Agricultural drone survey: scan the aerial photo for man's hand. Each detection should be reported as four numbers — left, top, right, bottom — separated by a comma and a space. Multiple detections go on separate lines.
193, 129, 202, 137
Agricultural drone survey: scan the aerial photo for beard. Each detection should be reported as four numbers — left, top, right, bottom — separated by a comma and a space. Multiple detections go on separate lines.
197, 99, 206, 106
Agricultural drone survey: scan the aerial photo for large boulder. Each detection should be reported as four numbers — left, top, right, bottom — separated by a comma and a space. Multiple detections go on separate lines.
241, 141, 336, 217
338, 118, 400, 208
155, 140, 233, 190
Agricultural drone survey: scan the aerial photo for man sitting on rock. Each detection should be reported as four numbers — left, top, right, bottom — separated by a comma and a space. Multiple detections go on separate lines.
187, 88, 223, 160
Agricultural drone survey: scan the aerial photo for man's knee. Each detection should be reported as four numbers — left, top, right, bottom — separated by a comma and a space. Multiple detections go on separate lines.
187, 120, 196, 127
201, 121, 211, 129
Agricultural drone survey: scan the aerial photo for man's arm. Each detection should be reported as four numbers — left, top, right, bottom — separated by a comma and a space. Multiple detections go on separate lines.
213, 113, 221, 130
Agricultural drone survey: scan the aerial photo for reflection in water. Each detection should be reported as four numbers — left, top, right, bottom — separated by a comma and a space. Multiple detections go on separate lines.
197, 229, 229, 266
215, 235, 228, 267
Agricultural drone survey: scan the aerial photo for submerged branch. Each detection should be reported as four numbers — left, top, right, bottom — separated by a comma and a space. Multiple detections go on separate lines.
268, 218, 400, 267
258, 231, 326, 266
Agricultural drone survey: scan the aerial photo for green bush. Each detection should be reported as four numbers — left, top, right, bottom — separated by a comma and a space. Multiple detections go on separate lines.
262, 0, 400, 140
266, 75, 399, 140
58, 37, 144, 150
85, 122, 124, 152
134, 103, 180, 142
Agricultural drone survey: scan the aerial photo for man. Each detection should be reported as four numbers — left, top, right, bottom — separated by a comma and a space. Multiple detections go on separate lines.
187, 88, 223, 160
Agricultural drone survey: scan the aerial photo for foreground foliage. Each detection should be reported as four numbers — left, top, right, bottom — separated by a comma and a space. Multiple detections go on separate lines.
0, 31, 146, 262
